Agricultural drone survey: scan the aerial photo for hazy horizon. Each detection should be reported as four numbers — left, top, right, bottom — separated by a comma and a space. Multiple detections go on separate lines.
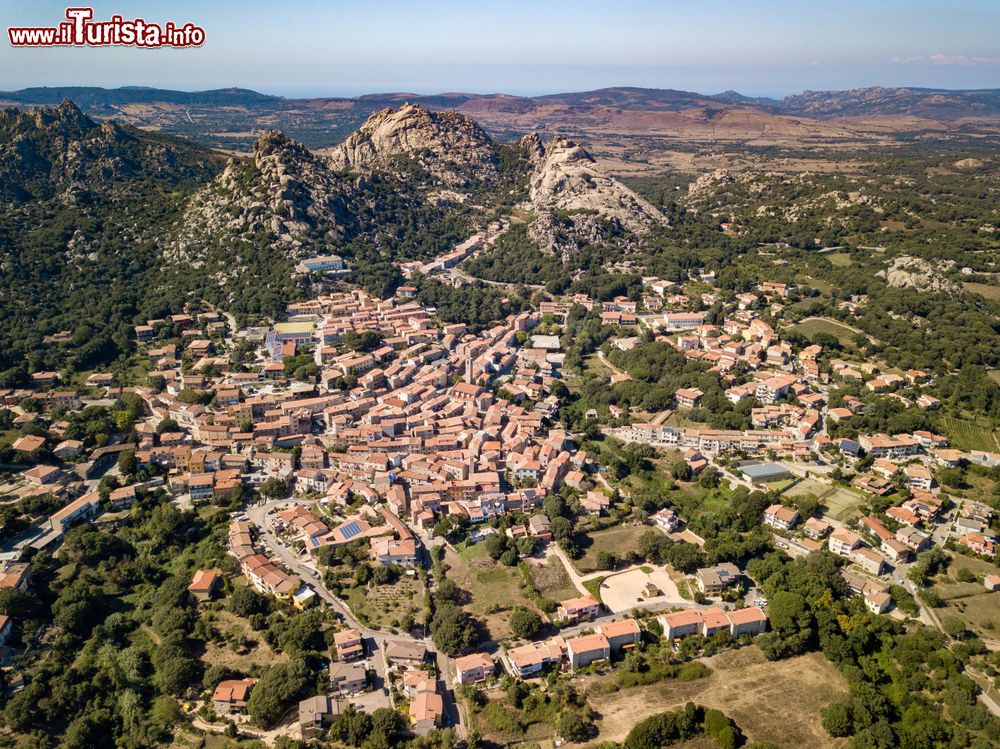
2, 0, 999, 99
3, 80, 1000, 101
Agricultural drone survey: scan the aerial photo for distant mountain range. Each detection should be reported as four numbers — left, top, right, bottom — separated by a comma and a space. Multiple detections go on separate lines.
2, 85, 999, 151
4, 83, 999, 116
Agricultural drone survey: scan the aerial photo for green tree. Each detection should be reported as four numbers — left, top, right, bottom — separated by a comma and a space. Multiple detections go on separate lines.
557, 712, 591, 742
509, 607, 543, 639
821, 702, 853, 737
260, 477, 288, 499
431, 603, 478, 655
247, 659, 310, 727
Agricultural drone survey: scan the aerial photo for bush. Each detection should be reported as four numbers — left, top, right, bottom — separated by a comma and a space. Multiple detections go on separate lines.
557, 711, 592, 742
484, 701, 521, 733
596, 550, 619, 571
956, 568, 977, 583
703, 708, 739, 749
821, 701, 852, 737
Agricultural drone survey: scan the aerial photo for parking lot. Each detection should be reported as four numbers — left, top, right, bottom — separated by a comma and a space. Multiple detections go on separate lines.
598, 566, 685, 613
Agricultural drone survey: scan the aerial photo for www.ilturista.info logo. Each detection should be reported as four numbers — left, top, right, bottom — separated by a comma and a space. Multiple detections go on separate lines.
8, 7, 205, 48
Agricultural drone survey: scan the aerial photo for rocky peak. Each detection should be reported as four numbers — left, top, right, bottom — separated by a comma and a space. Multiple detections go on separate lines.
517, 132, 545, 164
30, 99, 95, 135
526, 137, 668, 257
175, 130, 350, 259
328, 102, 498, 185
253, 129, 308, 160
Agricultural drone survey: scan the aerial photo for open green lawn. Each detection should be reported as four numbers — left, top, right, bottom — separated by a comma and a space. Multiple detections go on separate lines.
826, 252, 855, 267
783, 477, 832, 499
575, 525, 650, 574
764, 478, 795, 493
938, 415, 1000, 453
583, 353, 617, 378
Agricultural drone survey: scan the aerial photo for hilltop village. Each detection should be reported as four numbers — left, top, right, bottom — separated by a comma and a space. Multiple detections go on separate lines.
2, 258, 1000, 747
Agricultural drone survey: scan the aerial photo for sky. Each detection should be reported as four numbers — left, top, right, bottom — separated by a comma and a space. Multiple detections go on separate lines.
1, 0, 999, 98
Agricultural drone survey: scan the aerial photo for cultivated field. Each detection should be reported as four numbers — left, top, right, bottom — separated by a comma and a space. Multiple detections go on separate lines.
938, 415, 1000, 453
579, 647, 849, 748
344, 574, 425, 632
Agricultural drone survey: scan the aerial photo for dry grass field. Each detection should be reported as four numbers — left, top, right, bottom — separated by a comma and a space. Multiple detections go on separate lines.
529, 555, 580, 601
200, 609, 286, 672
445, 544, 540, 639
575, 525, 651, 574
578, 646, 848, 749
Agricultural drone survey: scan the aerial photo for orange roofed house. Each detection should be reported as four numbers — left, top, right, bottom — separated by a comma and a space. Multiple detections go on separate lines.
566, 633, 610, 669
410, 691, 444, 735
454, 652, 495, 685
334, 628, 364, 662
188, 568, 222, 602
503, 638, 566, 678
212, 678, 257, 714
658, 606, 767, 641
556, 593, 600, 623
594, 618, 641, 651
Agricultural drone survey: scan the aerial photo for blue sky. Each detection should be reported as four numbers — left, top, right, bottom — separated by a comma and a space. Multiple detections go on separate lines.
1, 0, 998, 97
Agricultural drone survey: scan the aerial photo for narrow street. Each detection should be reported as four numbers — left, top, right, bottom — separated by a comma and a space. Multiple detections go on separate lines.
244, 499, 465, 737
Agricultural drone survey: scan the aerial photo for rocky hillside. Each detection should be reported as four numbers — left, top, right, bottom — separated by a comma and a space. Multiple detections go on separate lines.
174, 129, 351, 259
327, 103, 499, 185
525, 137, 668, 257
0, 100, 219, 204
877, 255, 963, 294
178, 109, 661, 263
0, 102, 226, 375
